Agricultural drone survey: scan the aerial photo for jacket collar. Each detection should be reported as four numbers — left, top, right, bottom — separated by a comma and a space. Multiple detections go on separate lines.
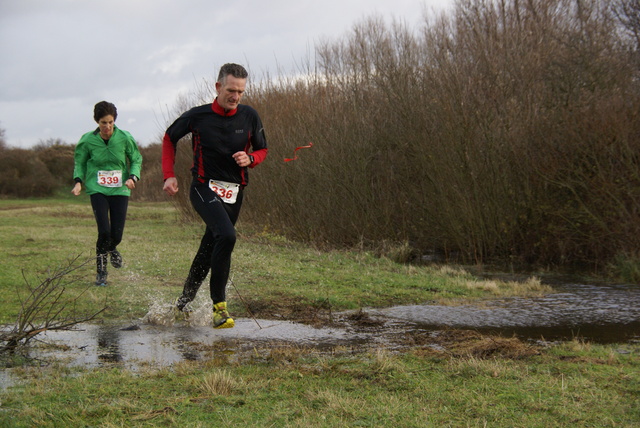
212, 98, 238, 116
92, 126, 118, 137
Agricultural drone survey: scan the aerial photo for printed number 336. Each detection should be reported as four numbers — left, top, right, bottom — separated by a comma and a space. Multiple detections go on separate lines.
212, 186, 233, 199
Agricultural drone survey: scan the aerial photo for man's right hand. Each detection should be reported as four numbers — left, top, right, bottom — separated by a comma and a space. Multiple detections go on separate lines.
163, 177, 179, 196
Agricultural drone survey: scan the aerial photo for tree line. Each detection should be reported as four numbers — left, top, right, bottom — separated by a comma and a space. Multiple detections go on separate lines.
2, 0, 639, 279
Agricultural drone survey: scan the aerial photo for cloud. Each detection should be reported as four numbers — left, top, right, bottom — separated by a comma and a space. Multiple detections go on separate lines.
146, 41, 213, 76
0, 0, 452, 147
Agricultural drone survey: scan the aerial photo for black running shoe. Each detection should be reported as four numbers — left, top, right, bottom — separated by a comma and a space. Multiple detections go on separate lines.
96, 253, 108, 286
95, 272, 108, 287
110, 249, 123, 268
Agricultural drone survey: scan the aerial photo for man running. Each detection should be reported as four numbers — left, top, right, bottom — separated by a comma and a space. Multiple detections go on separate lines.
162, 63, 268, 328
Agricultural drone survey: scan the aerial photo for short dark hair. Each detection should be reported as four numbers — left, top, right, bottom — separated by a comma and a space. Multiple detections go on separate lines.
94, 101, 118, 122
217, 63, 248, 84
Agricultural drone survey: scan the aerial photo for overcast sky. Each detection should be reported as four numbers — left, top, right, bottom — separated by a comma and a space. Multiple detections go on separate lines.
0, 0, 453, 148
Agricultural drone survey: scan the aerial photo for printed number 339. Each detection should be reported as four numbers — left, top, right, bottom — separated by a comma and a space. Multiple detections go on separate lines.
99, 176, 119, 185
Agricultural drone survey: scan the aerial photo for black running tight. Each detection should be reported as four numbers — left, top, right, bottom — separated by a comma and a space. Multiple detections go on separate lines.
181, 180, 243, 304
90, 193, 129, 256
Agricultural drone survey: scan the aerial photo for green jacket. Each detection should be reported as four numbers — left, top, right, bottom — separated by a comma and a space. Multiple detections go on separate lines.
73, 127, 143, 196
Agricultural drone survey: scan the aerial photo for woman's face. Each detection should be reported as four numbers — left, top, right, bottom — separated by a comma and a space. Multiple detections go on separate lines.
97, 115, 115, 139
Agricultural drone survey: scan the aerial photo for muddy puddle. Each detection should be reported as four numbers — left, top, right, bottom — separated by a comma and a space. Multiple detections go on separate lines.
372, 282, 640, 344
2, 301, 385, 374
1, 280, 639, 389
25, 319, 362, 369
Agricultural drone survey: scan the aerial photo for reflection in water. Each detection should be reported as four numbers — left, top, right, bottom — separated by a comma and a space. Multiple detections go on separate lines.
97, 327, 122, 363
175, 330, 201, 361
23, 318, 354, 372
176, 343, 200, 361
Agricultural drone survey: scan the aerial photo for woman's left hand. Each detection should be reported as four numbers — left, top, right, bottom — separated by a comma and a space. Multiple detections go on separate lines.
125, 178, 136, 190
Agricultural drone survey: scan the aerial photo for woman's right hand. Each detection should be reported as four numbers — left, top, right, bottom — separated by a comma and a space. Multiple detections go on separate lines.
71, 182, 82, 196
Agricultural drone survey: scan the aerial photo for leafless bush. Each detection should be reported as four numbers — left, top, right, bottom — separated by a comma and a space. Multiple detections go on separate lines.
0, 257, 106, 355
241, 0, 640, 270
0, 147, 57, 197
150, 0, 640, 271
0, 126, 6, 150
614, 0, 640, 53
130, 143, 163, 202
34, 139, 75, 188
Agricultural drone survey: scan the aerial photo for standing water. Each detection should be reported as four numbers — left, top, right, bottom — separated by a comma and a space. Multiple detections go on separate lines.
2, 279, 638, 384
372, 281, 640, 343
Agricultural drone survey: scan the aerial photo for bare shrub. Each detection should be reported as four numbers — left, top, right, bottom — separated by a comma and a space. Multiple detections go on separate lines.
0, 126, 7, 151
613, 0, 640, 54
160, 0, 640, 272
0, 257, 106, 355
131, 143, 163, 202
0, 148, 57, 197
33, 139, 75, 189
244, 0, 640, 270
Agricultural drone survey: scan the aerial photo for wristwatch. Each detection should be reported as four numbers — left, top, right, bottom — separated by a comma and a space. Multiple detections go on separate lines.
248, 155, 254, 165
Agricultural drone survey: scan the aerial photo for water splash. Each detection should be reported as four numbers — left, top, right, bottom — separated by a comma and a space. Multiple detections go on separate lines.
142, 295, 213, 327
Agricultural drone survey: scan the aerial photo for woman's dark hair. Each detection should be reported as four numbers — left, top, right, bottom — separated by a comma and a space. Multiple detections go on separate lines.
93, 101, 118, 122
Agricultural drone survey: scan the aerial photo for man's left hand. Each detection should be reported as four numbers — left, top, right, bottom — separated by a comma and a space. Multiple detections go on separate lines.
232, 151, 252, 167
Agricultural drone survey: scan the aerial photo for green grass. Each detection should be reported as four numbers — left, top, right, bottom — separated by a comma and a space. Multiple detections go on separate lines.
0, 198, 552, 324
0, 198, 638, 427
1, 342, 638, 427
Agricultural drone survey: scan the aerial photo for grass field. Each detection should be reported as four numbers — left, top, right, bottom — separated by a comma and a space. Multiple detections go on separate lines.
0, 197, 638, 427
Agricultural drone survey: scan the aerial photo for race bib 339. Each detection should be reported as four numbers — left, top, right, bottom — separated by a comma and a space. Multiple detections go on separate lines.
97, 170, 122, 187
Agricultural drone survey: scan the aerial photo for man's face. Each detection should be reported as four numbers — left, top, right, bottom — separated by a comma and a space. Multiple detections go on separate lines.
215, 75, 246, 111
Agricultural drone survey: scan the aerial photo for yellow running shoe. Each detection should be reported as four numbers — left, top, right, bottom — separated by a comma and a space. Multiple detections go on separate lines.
213, 301, 234, 329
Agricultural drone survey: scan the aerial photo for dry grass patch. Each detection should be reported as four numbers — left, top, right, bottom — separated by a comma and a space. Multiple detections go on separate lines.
412, 329, 541, 360
447, 332, 540, 359
465, 276, 552, 297
199, 369, 236, 396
